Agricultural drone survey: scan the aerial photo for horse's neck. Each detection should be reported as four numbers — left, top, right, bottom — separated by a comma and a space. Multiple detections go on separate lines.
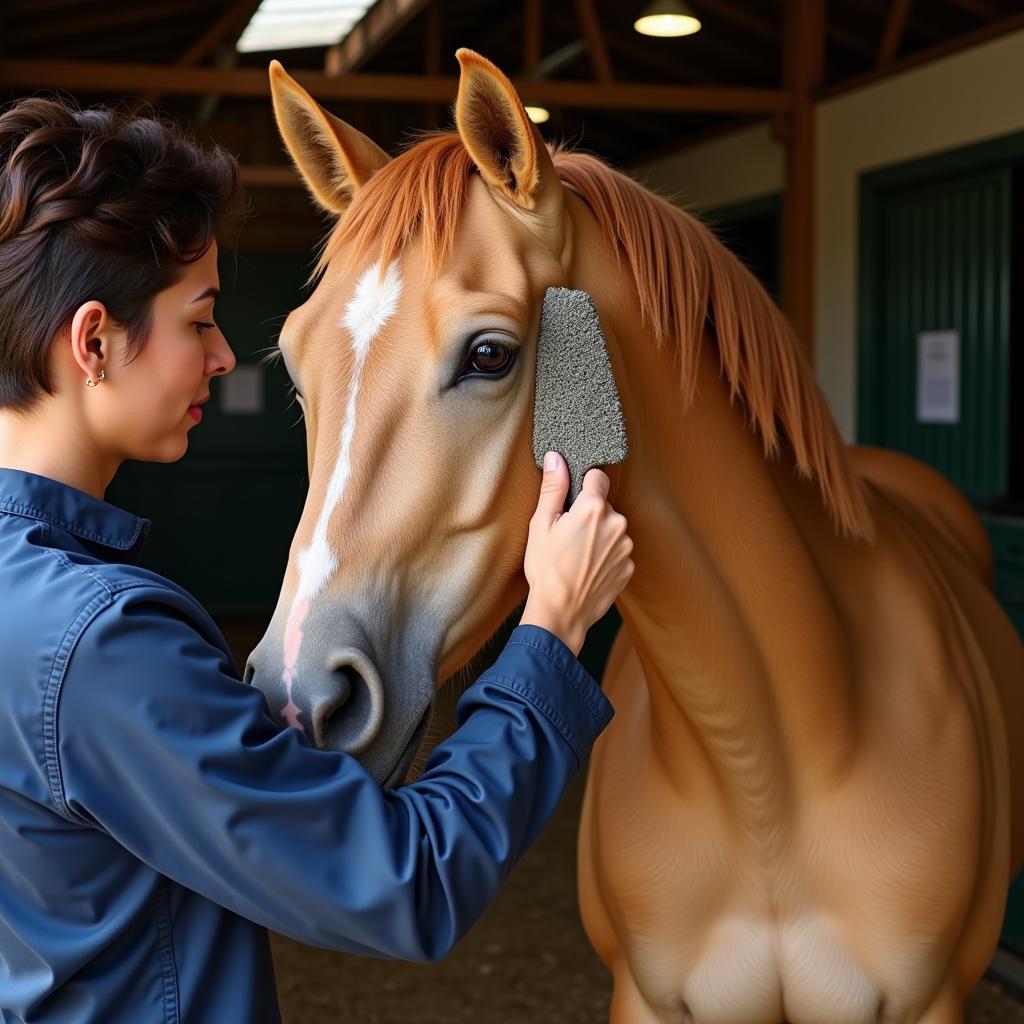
607, 321, 860, 831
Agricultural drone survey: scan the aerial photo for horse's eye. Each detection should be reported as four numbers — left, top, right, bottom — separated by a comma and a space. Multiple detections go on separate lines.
469, 340, 514, 375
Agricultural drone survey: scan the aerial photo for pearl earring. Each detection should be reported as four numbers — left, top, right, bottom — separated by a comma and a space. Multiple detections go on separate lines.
85, 369, 106, 388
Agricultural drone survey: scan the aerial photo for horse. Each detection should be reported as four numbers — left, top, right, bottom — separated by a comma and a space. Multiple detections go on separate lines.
244, 50, 1024, 1024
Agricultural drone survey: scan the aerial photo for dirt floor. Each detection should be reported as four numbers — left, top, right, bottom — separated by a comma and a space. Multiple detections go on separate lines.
219, 621, 1024, 1023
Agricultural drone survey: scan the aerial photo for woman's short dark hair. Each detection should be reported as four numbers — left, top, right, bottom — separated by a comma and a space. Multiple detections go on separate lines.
0, 96, 245, 412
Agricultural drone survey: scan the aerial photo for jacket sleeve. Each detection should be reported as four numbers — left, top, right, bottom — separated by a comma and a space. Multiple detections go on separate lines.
55, 584, 613, 961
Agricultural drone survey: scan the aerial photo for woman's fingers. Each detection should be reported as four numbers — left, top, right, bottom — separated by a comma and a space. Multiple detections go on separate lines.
580, 467, 610, 501
532, 451, 570, 528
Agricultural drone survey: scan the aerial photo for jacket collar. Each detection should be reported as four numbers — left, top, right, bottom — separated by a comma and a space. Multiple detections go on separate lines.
0, 467, 150, 563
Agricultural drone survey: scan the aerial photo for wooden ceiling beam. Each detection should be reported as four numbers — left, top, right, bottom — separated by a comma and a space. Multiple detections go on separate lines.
678, 29, 778, 78
943, 0, 999, 19
14, 1, 187, 43
549, 11, 720, 84
841, 0, 947, 41
877, 0, 914, 65
175, 0, 263, 69
822, 10, 1024, 97
239, 165, 301, 187
55, 27, 198, 62
142, 0, 262, 109
828, 23, 877, 59
325, 0, 430, 77
573, 0, 614, 82
692, 0, 777, 40
696, 0, 873, 64
0, 59, 794, 112
5, 0, 98, 14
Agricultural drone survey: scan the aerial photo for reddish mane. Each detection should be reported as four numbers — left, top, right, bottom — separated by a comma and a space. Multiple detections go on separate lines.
313, 133, 874, 543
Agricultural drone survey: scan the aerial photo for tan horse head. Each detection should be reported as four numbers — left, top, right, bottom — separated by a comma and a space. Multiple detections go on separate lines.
244, 49, 873, 787
245, 51, 580, 785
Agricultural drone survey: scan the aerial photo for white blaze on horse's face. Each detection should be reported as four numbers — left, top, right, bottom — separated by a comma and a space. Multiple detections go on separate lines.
296, 259, 402, 603
279, 260, 403, 730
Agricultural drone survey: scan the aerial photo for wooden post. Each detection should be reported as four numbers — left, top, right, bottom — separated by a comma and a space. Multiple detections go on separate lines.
781, 0, 824, 364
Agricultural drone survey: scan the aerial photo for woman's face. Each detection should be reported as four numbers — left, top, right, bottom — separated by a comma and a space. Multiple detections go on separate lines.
96, 242, 235, 462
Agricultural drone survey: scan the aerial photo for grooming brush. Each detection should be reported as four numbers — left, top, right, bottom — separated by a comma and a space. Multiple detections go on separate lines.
532, 287, 629, 506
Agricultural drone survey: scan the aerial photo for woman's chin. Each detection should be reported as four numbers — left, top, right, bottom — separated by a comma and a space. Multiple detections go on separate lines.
135, 434, 190, 463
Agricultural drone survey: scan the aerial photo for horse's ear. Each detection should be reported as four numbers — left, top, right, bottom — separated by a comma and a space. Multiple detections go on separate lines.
268, 60, 391, 216
454, 49, 560, 217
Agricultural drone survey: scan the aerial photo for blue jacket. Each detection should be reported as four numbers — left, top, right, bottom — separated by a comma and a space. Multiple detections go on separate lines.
0, 467, 613, 1023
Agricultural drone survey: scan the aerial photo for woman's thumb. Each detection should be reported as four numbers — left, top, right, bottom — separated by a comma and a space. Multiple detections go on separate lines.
533, 451, 570, 526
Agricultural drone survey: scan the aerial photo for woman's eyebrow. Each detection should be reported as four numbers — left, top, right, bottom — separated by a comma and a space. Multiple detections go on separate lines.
190, 286, 219, 304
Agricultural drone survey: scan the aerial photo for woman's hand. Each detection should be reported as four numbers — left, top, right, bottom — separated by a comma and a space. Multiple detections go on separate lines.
519, 451, 634, 657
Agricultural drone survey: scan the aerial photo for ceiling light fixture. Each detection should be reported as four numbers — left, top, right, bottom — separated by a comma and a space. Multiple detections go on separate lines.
634, 0, 702, 38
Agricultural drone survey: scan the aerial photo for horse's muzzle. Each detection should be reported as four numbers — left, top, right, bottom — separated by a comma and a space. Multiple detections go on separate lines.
243, 612, 437, 787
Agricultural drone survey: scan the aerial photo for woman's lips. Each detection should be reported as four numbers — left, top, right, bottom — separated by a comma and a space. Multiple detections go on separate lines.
187, 394, 209, 423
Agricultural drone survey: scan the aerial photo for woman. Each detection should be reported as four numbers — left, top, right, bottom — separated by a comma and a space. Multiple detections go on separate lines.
0, 97, 634, 1022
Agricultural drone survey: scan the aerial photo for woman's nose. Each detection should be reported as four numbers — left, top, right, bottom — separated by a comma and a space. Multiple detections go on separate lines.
209, 335, 237, 376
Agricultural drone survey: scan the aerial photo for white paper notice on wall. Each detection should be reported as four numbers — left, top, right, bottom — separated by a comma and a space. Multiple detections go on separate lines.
220, 364, 264, 415
916, 330, 960, 424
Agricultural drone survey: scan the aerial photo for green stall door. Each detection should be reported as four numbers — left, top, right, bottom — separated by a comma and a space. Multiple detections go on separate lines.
860, 167, 1011, 505
106, 251, 311, 618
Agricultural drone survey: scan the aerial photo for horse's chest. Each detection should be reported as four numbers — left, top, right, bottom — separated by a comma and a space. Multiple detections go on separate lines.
676, 916, 883, 1024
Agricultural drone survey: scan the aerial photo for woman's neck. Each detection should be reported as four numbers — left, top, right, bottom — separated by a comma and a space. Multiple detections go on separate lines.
0, 405, 119, 499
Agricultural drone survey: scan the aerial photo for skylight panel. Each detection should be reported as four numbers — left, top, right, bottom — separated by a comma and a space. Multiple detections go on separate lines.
236, 0, 373, 53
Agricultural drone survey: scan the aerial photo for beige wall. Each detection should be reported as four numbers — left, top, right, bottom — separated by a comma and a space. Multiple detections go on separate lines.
635, 29, 1024, 442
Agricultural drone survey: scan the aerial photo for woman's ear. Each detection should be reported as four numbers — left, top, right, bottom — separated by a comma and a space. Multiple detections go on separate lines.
268, 60, 391, 215
66, 301, 109, 382
454, 48, 562, 222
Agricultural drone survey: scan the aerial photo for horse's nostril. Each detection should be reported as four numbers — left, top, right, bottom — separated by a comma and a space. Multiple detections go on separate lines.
314, 650, 385, 755
242, 657, 256, 684
329, 664, 356, 708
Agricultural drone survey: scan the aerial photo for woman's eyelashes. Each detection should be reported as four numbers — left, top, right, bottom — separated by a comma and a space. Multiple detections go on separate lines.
194, 321, 216, 336
455, 334, 519, 384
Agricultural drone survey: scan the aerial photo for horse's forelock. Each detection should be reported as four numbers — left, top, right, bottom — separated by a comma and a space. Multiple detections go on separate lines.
311, 133, 477, 288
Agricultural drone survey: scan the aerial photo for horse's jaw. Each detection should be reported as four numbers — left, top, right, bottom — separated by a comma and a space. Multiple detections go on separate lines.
380, 700, 435, 788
